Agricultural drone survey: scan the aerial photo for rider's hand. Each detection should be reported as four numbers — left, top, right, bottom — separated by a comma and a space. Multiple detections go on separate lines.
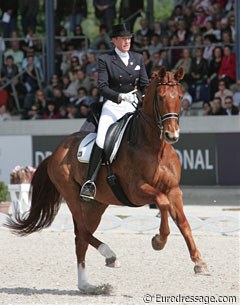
118, 92, 136, 104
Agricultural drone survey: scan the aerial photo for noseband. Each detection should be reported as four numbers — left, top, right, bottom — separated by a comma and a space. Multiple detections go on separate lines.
154, 80, 181, 134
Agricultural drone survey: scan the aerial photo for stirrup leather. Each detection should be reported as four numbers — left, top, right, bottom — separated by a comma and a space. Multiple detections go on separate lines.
80, 180, 97, 200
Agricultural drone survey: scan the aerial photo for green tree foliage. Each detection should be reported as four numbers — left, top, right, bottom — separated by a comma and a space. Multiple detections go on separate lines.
154, 0, 174, 21
0, 181, 8, 202
34, 0, 174, 40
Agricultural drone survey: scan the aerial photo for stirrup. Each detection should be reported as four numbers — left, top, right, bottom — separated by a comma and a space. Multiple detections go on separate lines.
80, 180, 96, 201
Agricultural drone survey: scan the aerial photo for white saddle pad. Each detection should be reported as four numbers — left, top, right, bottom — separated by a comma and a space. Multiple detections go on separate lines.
77, 115, 133, 164
77, 133, 96, 163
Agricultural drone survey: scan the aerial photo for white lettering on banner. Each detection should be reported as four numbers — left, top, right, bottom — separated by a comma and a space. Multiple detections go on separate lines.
195, 150, 204, 169
176, 149, 214, 170
35, 151, 52, 167
205, 149, 213, 169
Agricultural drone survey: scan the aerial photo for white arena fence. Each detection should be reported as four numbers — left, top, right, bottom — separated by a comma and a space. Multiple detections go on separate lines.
0, 184, 239, 234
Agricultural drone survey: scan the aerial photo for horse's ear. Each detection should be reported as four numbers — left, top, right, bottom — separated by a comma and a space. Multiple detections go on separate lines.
174, 67, 184, 81
151, 70, 159, 79
158, 66, 166, 78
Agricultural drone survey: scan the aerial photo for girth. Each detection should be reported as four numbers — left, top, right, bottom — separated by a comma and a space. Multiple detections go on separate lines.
103, 112, 132, 162
103, 113, 140, 208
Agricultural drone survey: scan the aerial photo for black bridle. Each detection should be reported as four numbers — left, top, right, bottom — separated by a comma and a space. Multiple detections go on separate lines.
153, 80, 181, 138
134, 79, 182, 139
134, 80, 181, 139
154, 80, 180, 123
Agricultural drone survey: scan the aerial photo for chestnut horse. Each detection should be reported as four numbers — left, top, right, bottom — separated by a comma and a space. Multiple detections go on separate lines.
6, 67, 208, 294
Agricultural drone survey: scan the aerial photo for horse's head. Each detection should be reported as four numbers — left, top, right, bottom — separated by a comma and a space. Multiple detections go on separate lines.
144, 66, 184, 144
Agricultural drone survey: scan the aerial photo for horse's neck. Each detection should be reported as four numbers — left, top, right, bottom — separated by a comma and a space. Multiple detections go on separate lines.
132, 108, 164, 151
142, 82, 156, 118
139, 84, 162, 147
125, 112, 166, 187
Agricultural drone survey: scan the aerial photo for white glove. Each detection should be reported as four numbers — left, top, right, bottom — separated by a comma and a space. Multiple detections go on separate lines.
119, 92, 137, 103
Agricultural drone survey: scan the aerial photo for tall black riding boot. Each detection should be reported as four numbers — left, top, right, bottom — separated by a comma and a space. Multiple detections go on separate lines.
80, 143, 103, 201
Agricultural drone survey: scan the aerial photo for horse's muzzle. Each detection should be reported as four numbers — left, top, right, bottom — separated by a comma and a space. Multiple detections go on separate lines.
164, 130, 180, 144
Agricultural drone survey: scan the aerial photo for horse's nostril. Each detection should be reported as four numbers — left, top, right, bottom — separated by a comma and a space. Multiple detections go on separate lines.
164, 131, 179, 143
165, 132, 172, 141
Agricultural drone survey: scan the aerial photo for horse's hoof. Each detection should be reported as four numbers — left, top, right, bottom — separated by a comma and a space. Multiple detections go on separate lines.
151, 234, 167, 251
79, 283, 113, 295
194, 263, 210, 275
105, 257, 121, 268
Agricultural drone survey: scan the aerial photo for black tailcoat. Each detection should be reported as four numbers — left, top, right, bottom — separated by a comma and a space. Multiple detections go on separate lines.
98, 49, 149, 103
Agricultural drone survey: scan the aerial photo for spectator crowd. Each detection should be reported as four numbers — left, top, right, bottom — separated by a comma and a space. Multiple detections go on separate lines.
0, 0, 239, 122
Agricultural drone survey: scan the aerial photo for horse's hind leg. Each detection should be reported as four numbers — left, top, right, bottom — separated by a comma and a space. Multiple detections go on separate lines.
152, 193, 171, 251
168, 187, 209, 274
75, 199, 121, 294
51, 179, 114, 294
81, 200, 120, 269
73, 200, 114, 295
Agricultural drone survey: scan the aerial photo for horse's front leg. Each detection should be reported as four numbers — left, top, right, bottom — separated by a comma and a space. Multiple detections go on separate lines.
152, 193, 170, 251
168, 187, 209, 275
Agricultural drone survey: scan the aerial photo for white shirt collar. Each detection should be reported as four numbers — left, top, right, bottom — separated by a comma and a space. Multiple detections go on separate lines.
115, 47, 129, 58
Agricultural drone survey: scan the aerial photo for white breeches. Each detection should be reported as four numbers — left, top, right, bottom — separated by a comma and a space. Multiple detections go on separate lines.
96, 100, 136, 149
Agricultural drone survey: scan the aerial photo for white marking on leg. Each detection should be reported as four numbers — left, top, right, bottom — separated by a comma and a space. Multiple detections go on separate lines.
78, 263, 113, 294
78, 263, 94, 291
98, 243, 121, 268
98, 243, 116, 259
78, 263, 87, 283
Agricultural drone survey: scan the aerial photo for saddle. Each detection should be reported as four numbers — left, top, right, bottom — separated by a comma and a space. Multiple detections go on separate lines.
104, 112, 133, 162
77, 112, 133, 164
77, 112, 139, 207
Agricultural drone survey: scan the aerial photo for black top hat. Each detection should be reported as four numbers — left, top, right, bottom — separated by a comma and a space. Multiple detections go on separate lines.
110, 23, 133, 38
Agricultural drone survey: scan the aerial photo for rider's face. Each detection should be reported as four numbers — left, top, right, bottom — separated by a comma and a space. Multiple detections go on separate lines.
112, 36, 132, 52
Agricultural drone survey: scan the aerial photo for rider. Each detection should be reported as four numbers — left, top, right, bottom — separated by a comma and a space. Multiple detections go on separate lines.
80, 23, 149, 200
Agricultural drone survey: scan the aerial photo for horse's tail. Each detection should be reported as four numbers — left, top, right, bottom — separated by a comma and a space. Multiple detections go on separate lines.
5, 156, 62, 236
